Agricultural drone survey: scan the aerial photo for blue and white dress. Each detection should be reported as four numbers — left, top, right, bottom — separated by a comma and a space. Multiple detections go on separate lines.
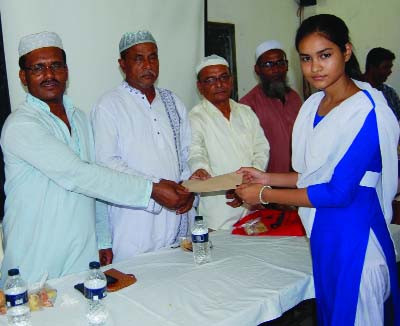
292, 81, 400, 326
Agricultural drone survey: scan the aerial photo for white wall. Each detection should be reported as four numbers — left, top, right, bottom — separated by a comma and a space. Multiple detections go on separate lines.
208, 0, 302, 99
304, 0, 400, 92
0, 0, 204, 113
2, 0, 399, 110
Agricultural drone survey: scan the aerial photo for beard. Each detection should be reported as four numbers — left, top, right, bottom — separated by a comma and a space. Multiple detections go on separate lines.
260, 77, 290, 104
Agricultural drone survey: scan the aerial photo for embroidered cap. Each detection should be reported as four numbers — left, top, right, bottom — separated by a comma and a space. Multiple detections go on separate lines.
119, 30, 156, 53
18, 31, 63, 58
255, 40, 284, 61
195, 54, 229, 75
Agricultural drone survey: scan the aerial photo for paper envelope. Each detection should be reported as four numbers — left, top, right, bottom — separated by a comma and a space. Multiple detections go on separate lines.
182, 172, 242, 193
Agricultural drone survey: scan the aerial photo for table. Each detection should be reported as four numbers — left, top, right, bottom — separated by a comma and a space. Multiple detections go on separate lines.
1, 232, 315, 326
1, 226, 400, 326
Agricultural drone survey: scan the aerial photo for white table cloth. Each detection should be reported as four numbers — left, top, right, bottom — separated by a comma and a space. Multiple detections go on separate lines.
1, 226, 399, 326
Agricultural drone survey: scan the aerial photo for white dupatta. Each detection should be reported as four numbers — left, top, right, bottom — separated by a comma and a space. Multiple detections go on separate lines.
292, 80, 399, 237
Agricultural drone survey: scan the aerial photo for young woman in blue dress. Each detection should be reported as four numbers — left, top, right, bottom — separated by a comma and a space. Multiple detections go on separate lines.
236, 14, 400, 326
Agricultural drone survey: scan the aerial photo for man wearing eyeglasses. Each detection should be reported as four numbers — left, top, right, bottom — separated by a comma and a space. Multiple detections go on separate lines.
0, 31, 191, 285
189, 55, 269, 230
240, 40, 302, 174
91, 31, 195, 261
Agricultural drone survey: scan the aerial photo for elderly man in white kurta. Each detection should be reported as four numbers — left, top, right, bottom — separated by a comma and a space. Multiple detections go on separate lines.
91, 31, 195, 262
189, 55, 269, 230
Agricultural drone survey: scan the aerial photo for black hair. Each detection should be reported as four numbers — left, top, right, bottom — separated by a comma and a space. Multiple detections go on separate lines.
365, 47, 395, 70
295, 14, 362, 80
18, 48, 67, 69
120, 49, 128, 60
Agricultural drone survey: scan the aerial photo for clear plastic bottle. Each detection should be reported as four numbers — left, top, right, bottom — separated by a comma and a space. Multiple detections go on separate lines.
4, 268, 31, 326
84, 261, 108, 325
191, 215, 211, 265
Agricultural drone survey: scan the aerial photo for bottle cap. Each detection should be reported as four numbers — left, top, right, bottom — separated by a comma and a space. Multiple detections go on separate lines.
8, 268, 20, 276
89, 261, 100, 269
195, 215, 203, 221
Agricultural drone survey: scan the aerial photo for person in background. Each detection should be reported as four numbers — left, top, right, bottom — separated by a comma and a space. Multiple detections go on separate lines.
0, 31, 191, 285
91, 31, 195, 262
362, 47, 400, 120
189, 55, 269, 230
236, 14, 400, 326
240, 40, 302, 173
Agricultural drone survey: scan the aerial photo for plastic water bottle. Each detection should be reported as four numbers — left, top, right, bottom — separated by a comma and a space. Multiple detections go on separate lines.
4, 268, 31, 326
84, 261, 108, 325
191, 216, 211, 264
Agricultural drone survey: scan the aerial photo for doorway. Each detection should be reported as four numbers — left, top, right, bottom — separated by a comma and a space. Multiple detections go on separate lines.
205, 22, 238, 101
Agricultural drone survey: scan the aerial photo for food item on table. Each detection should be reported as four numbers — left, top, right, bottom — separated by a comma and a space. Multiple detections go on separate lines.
28, 293, 41, 311
180, 238, 193, 252
46, 288, 57, 301
244, 221, 268, 235
0, 290, 6, 314
39, 289, 51, 307
27, 286, 57, 311
40, 287, 57, 307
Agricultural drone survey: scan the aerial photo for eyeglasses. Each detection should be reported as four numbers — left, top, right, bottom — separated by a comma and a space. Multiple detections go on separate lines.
24, 62, 67, 76
200, 74, 232, 85
258, 59, 288, 69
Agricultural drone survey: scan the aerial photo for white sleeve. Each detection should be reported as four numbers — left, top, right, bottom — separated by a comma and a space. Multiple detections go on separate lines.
188, 110, 213, 176
0, 114, 152, 208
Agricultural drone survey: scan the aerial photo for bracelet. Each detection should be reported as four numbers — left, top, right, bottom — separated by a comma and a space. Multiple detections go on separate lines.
259, 185, 272, 205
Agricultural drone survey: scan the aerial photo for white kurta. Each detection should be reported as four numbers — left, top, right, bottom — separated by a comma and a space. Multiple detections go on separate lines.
91, 82, 193, 262
0, 94, 152, 285
189, 99, 269, 230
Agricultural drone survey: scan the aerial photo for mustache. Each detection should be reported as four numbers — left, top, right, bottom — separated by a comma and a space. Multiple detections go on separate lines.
140, 69, 156, 78
40, 79, 60, 86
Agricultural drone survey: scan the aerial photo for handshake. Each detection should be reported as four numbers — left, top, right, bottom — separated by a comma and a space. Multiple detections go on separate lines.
151, 179, 195, 214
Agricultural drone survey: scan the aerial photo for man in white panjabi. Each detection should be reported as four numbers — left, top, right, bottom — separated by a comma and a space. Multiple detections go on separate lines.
91, 31, 195, 262
189, 55, 269, 230
1, 31, 193, 285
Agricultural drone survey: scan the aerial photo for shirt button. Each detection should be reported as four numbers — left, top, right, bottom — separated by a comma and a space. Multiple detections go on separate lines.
157, 132, 160, 135
154, 118, 157, 121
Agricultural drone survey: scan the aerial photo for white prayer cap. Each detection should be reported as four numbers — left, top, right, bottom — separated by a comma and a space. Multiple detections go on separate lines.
119, 30, 156, 53
195, 54, 229, 75
18, 31, 63, 58
255, 40, 284, 61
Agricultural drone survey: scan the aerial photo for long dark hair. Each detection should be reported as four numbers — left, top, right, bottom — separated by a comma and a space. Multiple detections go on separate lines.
295, 14, 362, 80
